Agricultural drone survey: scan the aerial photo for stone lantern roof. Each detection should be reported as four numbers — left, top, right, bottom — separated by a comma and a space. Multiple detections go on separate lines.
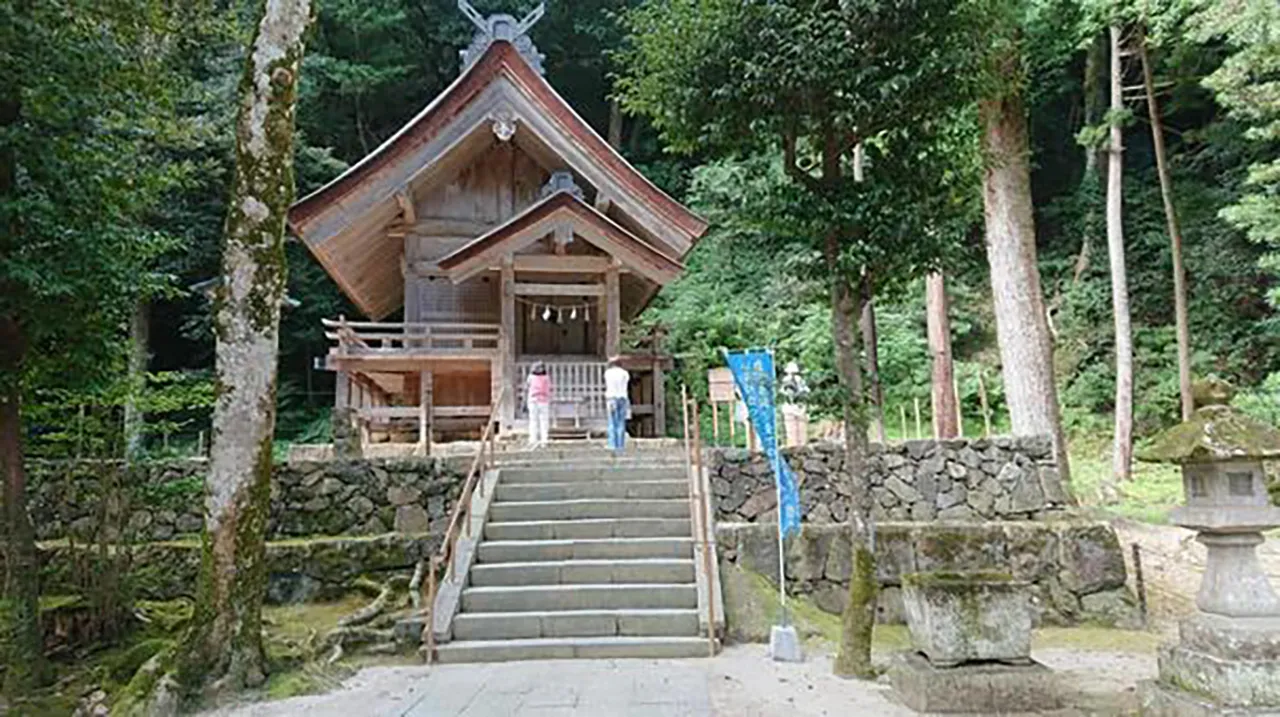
1139, 391, 1280, 465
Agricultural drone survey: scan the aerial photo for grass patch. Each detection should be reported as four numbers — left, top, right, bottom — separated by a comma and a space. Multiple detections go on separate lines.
1069, 434, 1183, 523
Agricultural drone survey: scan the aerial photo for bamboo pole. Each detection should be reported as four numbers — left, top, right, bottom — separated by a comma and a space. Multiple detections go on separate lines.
712, 401, 720, 446
953, 372, 965, 438
899, 405, 908, 442
913, 398, 922, 439
977, 370, 992, 438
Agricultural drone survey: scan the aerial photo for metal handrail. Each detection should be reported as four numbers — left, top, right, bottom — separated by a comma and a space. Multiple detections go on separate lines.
681, 385, 719, 656
422, 385, 507, 664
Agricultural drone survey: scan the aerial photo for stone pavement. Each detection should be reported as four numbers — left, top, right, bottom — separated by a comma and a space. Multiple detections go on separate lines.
207, 658, 713, 717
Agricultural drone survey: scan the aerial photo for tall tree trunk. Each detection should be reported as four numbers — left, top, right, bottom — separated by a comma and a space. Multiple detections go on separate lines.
174, 0, 312, 699
1, 316, 49, 695
607, 98, 623, 151
979, 55, 1073, 490
860, 276, 886, 444
926, 272, 958, 438
123, 299, 149, 461
828, 237, 876, 679
1107, 25, 1134, 483
1139, 29, 1193, 422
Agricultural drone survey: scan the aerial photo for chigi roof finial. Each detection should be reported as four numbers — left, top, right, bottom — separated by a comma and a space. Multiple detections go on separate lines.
458, 1, 546, 75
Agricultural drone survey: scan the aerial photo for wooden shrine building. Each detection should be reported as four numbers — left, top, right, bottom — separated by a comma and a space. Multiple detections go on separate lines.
287, 5, 707, 445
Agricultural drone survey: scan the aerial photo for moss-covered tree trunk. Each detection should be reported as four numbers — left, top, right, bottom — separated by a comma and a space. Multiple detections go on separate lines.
174, 0, 312, 700
1, 316, 50, 696
826, 234, 877, 680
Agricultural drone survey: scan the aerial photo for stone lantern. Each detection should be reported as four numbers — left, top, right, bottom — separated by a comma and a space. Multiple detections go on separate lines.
1138, 385, 1280, 715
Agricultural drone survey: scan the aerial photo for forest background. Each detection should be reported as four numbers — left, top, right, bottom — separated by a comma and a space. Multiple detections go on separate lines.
15, 0, 1279, 499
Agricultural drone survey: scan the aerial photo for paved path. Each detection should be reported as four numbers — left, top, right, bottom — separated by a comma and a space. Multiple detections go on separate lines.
204, 646, 911, 717
204, 641, 1155, 717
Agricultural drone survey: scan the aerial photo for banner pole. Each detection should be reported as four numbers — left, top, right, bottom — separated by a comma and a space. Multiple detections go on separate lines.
769, 348, 789, 627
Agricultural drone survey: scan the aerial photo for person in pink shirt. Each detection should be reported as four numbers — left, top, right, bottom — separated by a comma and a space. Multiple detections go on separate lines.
525, 362, 552, 449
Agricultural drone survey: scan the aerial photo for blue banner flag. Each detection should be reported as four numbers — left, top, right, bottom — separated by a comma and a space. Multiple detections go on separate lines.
724, 349, 801, 538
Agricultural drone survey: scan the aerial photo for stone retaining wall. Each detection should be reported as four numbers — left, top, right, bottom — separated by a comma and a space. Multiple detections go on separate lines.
25, 534, 436, 604
24, 458, 465, 541
717, 521, 1139, 630
711, 436, 1070, 524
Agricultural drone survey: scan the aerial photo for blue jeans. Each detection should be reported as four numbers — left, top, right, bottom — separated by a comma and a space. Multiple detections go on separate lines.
607, 397, 629, 452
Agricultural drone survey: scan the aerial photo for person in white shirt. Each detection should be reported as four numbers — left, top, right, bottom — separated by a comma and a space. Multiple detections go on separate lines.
603, 358, 630, 453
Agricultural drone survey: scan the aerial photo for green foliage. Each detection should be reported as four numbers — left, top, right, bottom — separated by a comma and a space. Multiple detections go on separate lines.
23, 371, 214, 459
1189, 0, 1280, 306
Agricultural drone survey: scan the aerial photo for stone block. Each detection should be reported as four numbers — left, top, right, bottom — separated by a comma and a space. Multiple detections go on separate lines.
875, 524, 917, 584
1058, 523, 1127, 593
888, 652, 1060, 714
877, 585, 906, 623
824, 530, 852, 582
902, 573, 1032, 666
784, 526, 834, 582
1079, 588, 1143, 629
394, 504, 431, 534
1180, 614, 1280, 662
1138, 680, 1279, 716
1003, 523, 1058, 581
914, 524, 1008, 574
1157, 642, 1280, 707
936, 504, 976, 521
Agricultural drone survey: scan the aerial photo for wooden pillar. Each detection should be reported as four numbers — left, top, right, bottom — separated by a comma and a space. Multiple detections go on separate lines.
605, 262, 621, 358
419, 370, 433, 456
653, 360, 666, 438
500, 257, 516, 432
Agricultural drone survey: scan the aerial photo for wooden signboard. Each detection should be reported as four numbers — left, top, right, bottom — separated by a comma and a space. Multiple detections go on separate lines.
708, 367, 738, 446
708, 368, 736, 403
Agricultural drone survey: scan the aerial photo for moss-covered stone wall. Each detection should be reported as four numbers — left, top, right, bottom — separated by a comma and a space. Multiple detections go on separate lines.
717, 520, 1139, 629
23, 534, 436, 604
22, 458, 465, 541
711, 436, 1069, 523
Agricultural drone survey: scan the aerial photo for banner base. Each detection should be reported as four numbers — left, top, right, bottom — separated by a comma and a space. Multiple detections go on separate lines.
769, 624, 803, 663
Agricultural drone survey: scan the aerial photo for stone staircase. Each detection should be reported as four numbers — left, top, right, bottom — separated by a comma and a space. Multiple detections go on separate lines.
434, 448, 711, 662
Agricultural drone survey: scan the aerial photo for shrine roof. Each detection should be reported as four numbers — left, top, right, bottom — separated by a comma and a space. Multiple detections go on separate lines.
287, 40, 707, 255
436, 191, 684, 285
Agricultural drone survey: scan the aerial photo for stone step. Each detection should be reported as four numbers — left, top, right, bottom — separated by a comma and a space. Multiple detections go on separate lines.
461, 583, 698, 612
477, 537, 692, 563
470, 559, 695, 587
434, 636, 709, 663
484, 517, 691, 541
488, 498, 688, 522
452, 608, 699, 640
497, 466, 685, 483
495, 480, 688, 502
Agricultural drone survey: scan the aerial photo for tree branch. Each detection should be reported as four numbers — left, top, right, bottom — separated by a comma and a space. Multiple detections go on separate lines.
782, 129, 822, 193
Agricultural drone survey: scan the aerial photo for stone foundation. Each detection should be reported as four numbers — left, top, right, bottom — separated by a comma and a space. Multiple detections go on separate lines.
710, 436, 1070, 524
716, 521, 1140, 628
888, 651, 1061, 713
22, 457, 465, 541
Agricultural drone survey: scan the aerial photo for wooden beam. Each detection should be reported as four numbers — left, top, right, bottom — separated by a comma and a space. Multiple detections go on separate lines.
419, 370, 432, 456
396, 191, 417, 225
653, 362, 666, 437
595, 193, 612, 214
514, 282, 606, 297
509, 255, 611, 273
500, 256, 516, 432
605, 263, 620, 357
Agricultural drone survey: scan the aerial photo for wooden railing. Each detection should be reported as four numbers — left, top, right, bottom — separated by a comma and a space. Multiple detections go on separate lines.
681, 384, 719, 657
323, 317, 501, 355
421, 385, 506, 664
515, 359, 607, 420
